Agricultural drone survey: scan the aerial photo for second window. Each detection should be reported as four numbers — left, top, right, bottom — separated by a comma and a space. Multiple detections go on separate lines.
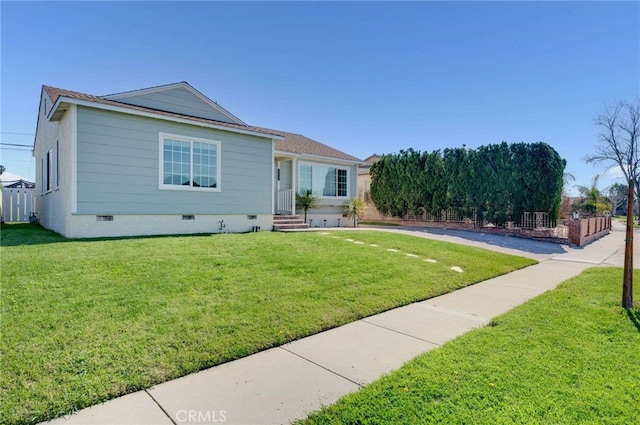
299, 164, 348, 197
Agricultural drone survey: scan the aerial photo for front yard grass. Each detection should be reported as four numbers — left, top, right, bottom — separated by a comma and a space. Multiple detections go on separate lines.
359, 221, 401, 226
1, 224, 534, 424
301, 267, 640, 425
615, 216, 640, 229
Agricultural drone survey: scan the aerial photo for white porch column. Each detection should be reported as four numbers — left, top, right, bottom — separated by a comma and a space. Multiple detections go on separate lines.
291, 158, 296, 215
275, 160, 280, 214
271, 141, 276, 214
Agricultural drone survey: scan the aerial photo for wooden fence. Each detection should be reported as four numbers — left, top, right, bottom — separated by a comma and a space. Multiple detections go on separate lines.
1, 187, 37, 223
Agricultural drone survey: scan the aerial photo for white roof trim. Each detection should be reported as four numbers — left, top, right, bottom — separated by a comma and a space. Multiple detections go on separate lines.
274, 150, 363, 166
33, 87, 59, 152
101, 82, 247, 125
48, 96, 283, 141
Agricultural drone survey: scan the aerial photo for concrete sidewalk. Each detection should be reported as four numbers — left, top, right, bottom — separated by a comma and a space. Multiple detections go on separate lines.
46, 224, 634, 425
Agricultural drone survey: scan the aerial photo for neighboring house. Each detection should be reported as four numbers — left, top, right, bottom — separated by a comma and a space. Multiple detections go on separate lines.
357, 153, 385, 221
357, 153, 380, 201
610, 197, 631, 216
33, 82, 361, 238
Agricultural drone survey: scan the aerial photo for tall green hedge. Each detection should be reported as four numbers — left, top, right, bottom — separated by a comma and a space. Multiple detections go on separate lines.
369, 142, 565, 226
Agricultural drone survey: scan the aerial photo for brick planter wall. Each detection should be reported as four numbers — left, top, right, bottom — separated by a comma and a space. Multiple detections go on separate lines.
567, 216, 611, 246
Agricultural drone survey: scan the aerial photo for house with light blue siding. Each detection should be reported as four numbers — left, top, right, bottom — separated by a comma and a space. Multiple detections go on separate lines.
33, 82, 361, 238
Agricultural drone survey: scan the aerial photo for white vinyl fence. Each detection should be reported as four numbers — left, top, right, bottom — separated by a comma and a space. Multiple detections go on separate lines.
1, 187, 36, 222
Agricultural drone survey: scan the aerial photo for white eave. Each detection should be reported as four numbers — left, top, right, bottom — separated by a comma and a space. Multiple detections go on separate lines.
274, 150, 364, 166
47, 96, 283, 141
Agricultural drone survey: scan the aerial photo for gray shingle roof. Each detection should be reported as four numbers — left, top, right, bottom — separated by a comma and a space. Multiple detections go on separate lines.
252, 126, 361, 162
42, 85, 361, 163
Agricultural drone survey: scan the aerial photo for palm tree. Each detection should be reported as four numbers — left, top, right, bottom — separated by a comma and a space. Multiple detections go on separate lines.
343, 197, 367, 227
575, 174, 611, 214
295, 190, 319, 223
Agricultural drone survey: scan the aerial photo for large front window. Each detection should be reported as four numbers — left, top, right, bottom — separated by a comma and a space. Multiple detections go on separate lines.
299, 163, 348, 197
160, 133, 220, 191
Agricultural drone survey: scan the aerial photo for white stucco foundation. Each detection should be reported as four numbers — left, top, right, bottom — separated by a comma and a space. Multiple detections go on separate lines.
63, 214, 273, 238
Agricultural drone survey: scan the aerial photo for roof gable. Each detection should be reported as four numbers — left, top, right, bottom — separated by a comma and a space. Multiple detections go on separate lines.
39, 83, 362, 163
363, 154, 381, 164
41, 85, 280, 140
101, 82, 245, 125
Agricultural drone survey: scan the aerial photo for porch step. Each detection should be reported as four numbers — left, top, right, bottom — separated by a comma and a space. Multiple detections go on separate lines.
273, 215, 310, 231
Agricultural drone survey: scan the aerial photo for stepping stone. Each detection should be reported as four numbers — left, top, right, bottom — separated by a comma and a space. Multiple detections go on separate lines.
354, 241, 365, 245
370, 244, 378, 247
405, 254, 419, 258
424, 259, 437, 263
345, 239, 354, 242
387, 249, 399, 252
451, 266, 464, 273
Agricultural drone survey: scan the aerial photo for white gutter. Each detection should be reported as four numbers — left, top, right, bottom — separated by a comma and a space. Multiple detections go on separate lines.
274, 150, 365, 166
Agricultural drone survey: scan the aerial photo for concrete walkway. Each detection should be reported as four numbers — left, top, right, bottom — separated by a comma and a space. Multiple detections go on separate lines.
46, 223, 636, 425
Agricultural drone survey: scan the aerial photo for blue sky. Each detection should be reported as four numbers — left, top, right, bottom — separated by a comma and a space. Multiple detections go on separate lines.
1, 1, 638, 195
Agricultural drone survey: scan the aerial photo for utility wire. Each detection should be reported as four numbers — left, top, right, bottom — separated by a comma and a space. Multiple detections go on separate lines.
0, 143, 33, 147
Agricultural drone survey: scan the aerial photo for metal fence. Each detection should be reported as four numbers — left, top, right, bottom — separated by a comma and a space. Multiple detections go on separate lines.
402, 208, 569, 240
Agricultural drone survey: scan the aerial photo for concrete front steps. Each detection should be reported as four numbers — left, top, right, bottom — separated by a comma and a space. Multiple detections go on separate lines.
273, 215, 310, 231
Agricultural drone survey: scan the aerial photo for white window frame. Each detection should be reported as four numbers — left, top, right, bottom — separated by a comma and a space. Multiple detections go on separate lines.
41, 157, 45, 194
158, 132, 221, 192
45, 149, 53, 193
55, 140, 60, 189
298, 161, 349, 199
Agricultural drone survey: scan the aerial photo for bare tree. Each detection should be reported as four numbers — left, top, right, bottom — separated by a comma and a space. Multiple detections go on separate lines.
607, 182, 629, 216
586, 100, 640, 222
563, 171, 575, 192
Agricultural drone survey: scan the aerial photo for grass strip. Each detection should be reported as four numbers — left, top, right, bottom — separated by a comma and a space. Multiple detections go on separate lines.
301, 267, 640, 425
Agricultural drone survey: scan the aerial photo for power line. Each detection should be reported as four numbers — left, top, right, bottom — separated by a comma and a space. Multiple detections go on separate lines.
0, 143, 32, 147
0, 147, 33, 151
0, 132, 35, 136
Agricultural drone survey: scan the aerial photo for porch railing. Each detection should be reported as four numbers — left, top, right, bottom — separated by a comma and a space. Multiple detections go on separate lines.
277, 189, 294, 215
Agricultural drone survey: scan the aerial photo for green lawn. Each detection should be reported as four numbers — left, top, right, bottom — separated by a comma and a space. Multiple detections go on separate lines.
359, 221, 401, 227
301, 267, 640, 425
0, 224, 534, 425
615, 216, 640, 229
